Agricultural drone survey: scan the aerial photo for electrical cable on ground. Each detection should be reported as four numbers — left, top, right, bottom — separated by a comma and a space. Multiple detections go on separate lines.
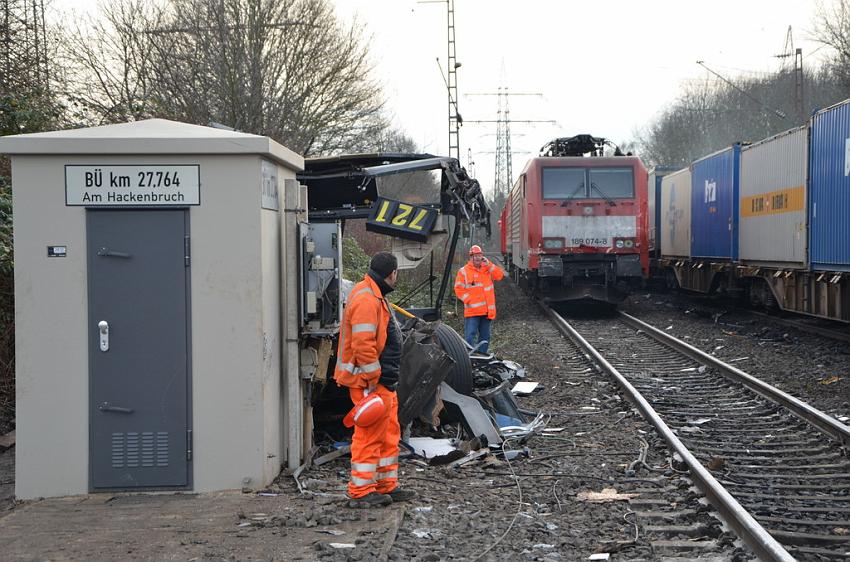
624, 510, 639, 542
552, 479, 563, 513
470, 437, 524, 562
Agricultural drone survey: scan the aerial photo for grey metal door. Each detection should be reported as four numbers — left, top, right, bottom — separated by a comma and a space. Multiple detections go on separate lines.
88, 210, 190, 489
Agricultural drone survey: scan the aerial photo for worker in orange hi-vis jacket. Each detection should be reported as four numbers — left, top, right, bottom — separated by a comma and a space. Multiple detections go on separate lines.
454, 245, 505, 354
334, 251, 417, 508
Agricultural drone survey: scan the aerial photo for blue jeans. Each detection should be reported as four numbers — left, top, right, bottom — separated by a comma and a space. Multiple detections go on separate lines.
464, 315, 492, 353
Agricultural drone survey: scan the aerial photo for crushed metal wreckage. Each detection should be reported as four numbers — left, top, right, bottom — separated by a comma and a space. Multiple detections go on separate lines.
395, 317, 547, 460
307, 314, 546, 476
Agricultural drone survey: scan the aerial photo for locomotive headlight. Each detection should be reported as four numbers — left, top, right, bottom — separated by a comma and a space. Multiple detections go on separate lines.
624, 239, 634, 248
615, 240, 625, 249
543, 238, 565, 249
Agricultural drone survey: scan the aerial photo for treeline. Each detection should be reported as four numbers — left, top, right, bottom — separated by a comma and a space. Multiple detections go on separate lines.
637, 69, 846, 167
638, 1, 850, 167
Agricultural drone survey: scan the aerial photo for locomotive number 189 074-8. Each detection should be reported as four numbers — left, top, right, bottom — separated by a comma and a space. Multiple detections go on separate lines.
570, 237, 608, 246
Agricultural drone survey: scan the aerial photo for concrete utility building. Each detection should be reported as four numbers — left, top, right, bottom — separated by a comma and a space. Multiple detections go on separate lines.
0, 119, 308, 498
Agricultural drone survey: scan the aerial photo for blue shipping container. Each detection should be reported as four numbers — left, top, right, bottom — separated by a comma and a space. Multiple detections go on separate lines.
690, 145, 740, 259
810, 99, 850, 271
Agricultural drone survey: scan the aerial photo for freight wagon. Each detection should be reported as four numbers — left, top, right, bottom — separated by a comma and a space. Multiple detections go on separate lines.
647, 166, 677, 259
654, 98, 850, 323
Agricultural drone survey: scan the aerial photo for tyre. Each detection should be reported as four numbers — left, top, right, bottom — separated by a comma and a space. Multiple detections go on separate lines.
434, 323, 473, 395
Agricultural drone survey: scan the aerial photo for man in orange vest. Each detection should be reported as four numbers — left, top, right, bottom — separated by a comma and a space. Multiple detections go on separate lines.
334, 251, 416, 508
454, 245, 505, 354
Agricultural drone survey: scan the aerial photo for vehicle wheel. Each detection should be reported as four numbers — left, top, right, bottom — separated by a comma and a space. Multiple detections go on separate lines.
435, 323, 473, 395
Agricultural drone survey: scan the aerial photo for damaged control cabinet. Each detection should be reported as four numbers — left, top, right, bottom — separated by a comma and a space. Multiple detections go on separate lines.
300, 222, 343, 333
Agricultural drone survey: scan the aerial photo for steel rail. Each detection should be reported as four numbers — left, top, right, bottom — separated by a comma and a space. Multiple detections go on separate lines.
745, 309, 850, 345
618, 311, 850, 448
542, 306, 795, 562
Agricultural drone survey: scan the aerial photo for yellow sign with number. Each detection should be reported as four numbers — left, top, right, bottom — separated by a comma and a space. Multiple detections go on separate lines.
367, 197, 439, 242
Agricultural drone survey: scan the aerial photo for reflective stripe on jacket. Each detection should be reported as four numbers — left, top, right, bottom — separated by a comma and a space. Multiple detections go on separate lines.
334, 275, 389, 389
454, 259, 505, 319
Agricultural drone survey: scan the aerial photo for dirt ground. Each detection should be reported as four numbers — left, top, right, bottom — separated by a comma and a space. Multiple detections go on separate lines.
299, 280, 745, 561
620, 289, 850, 421
0, 280, 770, 561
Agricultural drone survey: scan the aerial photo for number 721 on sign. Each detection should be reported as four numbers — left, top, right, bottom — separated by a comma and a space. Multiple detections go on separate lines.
366, 197, 439, 242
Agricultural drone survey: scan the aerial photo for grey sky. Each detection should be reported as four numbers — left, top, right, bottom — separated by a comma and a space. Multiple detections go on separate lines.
56, 0, 832, 196
332, 0, 829, 194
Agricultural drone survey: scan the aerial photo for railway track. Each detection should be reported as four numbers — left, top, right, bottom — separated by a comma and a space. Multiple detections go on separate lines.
543, 305, 850, 561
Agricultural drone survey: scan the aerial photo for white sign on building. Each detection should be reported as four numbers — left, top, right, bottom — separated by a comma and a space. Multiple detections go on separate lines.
65, 165, 201, 206
261, 160, 279, 211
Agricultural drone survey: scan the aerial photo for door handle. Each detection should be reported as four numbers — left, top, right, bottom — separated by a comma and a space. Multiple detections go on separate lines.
97, 247, 131, 258
98, 402, 133, 414
98, 320, 109, 352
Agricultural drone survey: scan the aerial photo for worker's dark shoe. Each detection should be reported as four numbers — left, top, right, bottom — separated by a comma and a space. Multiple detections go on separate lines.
386, 488, 417, 502
347, 492, 392, 509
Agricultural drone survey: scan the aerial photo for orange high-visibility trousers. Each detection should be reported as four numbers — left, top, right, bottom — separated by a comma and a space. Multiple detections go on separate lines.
348, 384, 400, 498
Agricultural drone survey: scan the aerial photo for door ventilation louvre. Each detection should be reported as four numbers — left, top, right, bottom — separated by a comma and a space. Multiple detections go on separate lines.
110, 431, 169, 469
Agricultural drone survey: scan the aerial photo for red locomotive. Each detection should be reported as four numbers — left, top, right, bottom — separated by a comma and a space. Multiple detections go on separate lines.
501, 135, 649, 304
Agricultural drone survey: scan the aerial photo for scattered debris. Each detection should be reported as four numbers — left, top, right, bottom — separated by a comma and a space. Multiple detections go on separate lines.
542, 427, 566, 433
292, 445, 319, 494
407, 437, 457, 459
727, 357, 749, 363
678, 426, 704, 435
411, 528, 442, 539
499, 413, 549, 439
502, 448, 530, 461
576, 488, 639, 503
511, 381, 540, 395
471, 356, 527, 387
707, 457, 726, 471
819, 375, 842, 385
412, 506, 433, 513
0, 431, 15, 451
688, 418, 714, 426
328, 543, 356, 549
439, 382, 502, 445
477, 381, 527, 423
588, 554, 611, 560
398, 320, 454, 426
314, 445, 351, 466
494, 413, 523, 428
317, 529, 346, 536
445, 449, 489, 468
428, 450, 467, 466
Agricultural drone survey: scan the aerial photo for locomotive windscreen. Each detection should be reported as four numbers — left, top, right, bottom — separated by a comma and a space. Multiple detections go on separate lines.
542, 168, 585, 199
542, 167, 634, 199
588, 168, 634, 198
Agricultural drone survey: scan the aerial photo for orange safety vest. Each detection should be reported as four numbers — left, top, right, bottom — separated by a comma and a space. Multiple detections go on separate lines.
454, 259, 505, 319
334, 275, 390, 389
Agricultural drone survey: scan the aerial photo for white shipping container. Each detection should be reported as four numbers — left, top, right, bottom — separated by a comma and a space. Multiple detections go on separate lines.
660, 167, 692, 258
739, 126, 808, 267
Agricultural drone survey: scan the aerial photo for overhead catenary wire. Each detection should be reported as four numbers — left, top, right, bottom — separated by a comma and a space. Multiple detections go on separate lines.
696, 60, 787, 120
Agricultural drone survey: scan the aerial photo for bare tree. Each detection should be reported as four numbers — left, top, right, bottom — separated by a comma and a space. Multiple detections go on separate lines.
813, 0, 850, 89
61, 0, 162, 124
636, 66, 845, 167
61, 0, 387, 155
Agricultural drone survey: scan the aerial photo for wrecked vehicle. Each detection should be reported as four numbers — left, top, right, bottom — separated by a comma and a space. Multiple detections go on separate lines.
295, 153, 543, 461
